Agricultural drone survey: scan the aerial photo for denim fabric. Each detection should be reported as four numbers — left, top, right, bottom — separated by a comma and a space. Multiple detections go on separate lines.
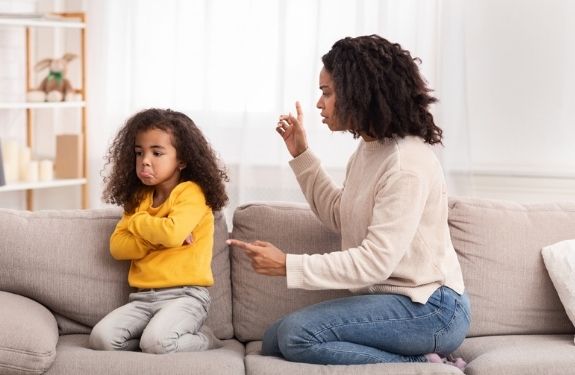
261, 286, 471, 365
89, 286, 211, 353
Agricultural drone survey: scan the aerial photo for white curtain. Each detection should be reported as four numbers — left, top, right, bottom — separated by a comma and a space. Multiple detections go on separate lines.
85, 0, 443, 220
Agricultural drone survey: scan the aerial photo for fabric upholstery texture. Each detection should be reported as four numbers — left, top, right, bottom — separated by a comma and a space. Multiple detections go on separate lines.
453, 334, 574, 375
244, 342, 463, 375
0, 292, 58, 375
230, 202, 349, 342
541, 239, 575, 339
45, 335, 245, 375
447, 197, 575, 337
0, 208, 233, 339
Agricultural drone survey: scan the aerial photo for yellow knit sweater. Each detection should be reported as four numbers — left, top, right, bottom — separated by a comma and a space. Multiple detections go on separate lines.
110, 181, 214, 288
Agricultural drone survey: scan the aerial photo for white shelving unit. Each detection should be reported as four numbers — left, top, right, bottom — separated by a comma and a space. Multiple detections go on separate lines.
0, 13, 88, 209
0, 101, 85, 109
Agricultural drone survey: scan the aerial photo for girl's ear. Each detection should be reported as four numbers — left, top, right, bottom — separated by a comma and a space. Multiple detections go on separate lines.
178, 162, 186, 171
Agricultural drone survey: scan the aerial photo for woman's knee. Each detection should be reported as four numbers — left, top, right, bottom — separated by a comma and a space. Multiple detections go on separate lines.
275, 314, 317, 360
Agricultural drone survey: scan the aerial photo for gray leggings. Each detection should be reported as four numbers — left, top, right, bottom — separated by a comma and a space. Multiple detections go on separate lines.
89, 286, 212, 353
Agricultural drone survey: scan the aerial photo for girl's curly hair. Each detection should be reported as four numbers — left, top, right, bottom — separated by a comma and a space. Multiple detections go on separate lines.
102, 108, 229, 213
322, 34, 442, 144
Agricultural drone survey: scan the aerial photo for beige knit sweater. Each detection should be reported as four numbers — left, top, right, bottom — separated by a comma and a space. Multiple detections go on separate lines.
286, 136, 465, 304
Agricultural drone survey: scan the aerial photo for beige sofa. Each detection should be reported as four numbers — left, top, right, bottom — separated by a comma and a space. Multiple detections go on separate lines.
1, 197, 574, 375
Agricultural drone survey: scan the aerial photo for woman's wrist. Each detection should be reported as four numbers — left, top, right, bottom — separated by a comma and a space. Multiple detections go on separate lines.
292, 146, 308, 158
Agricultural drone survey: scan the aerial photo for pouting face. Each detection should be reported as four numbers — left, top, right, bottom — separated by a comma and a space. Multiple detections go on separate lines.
134, 128, 183, 188
316, 67, 346, 132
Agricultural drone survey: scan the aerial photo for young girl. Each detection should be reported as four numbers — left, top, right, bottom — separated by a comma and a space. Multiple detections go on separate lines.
89, 108, 228, 354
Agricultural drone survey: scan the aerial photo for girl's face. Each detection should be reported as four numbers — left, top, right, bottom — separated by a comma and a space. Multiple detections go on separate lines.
316, 67, 346, 132
135, 128, 184, 191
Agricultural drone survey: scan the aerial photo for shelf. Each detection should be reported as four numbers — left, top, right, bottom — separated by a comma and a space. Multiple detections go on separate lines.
0, 15, 85, 29
0, 101, 85, 109
0, 178, 87, 193
0, 11, 88, 209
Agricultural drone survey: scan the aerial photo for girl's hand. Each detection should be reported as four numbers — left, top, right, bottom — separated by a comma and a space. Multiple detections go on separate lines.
276, 101, 308, 158
227, 239, 287, 276
183, 233, 193, 245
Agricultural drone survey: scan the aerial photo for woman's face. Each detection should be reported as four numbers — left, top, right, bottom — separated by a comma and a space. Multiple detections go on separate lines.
316, 67, 346, 131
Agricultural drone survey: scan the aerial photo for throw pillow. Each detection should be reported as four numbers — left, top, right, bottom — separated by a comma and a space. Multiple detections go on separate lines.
541, 239, 575, 344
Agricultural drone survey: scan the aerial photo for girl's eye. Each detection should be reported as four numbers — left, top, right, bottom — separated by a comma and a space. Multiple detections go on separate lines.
135, 151, 142, 156
153, 152, 163, 157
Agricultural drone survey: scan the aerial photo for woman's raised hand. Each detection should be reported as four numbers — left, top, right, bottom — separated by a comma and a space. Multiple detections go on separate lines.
276, 101, 308, 158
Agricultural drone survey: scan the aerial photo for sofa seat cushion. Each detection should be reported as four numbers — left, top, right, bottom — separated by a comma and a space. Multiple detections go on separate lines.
244, 341, 463, 375
453, 334, 574, 375
45, 335, 245, 375
448, 197, 575, 336
0, 292, 58, 375
0, 208, 233, 339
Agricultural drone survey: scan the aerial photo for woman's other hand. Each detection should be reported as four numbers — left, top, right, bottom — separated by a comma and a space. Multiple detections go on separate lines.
276, 101, 308, 158
227, 239, 287, 276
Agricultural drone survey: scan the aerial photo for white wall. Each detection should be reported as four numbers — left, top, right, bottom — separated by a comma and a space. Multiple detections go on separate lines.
441, 0, 575, 202
2, 0, 575, 211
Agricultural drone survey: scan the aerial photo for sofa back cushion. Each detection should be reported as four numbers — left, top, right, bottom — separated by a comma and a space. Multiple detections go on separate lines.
230, 202, 350, 342
0, 208, 233, 339
448, 197, 575, 337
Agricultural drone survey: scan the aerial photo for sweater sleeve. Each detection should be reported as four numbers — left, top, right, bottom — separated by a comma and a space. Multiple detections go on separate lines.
286, 170, 428, 290
127, 184, 209, 248
289, 149, 342, 233
109, 213, 154, 260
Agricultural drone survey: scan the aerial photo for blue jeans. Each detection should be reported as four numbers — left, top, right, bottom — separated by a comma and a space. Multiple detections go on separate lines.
261, 286, 471, 365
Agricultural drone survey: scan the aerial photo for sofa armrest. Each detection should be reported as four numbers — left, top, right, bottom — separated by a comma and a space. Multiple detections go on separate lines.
0, 291, 58, 374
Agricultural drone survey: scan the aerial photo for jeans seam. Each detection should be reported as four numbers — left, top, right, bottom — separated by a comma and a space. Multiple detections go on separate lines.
308, 287, 444, 342
433, 299, 466, 354
310, 291, 445, 338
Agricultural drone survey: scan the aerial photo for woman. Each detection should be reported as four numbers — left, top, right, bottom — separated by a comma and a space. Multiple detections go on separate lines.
227, 35, 470, 368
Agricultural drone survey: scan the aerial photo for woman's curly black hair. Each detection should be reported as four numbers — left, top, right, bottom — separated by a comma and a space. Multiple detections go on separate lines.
322, 34, 442, 144
102, 108, 228, 214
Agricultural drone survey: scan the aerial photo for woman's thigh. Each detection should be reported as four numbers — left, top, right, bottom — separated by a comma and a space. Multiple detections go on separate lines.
274, 287, 462, 356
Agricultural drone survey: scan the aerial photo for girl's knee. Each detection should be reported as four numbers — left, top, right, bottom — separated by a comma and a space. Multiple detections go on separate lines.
140, 331, 176, 354
89, 323, 121, 351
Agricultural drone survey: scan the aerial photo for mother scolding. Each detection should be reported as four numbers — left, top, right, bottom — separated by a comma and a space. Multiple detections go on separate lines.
227, 34, 470, 368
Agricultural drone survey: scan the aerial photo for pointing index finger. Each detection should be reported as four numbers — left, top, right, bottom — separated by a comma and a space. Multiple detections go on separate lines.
226, 239, 259, 255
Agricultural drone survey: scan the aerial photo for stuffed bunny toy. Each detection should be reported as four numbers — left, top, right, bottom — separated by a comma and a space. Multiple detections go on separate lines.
33, 53, 78, 102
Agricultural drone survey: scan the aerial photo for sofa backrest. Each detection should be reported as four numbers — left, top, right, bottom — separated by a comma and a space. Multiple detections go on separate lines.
448, 197, 575, 337
0, 208, 233, 339
230, 198, 575, 342
230, 202, 349, 342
